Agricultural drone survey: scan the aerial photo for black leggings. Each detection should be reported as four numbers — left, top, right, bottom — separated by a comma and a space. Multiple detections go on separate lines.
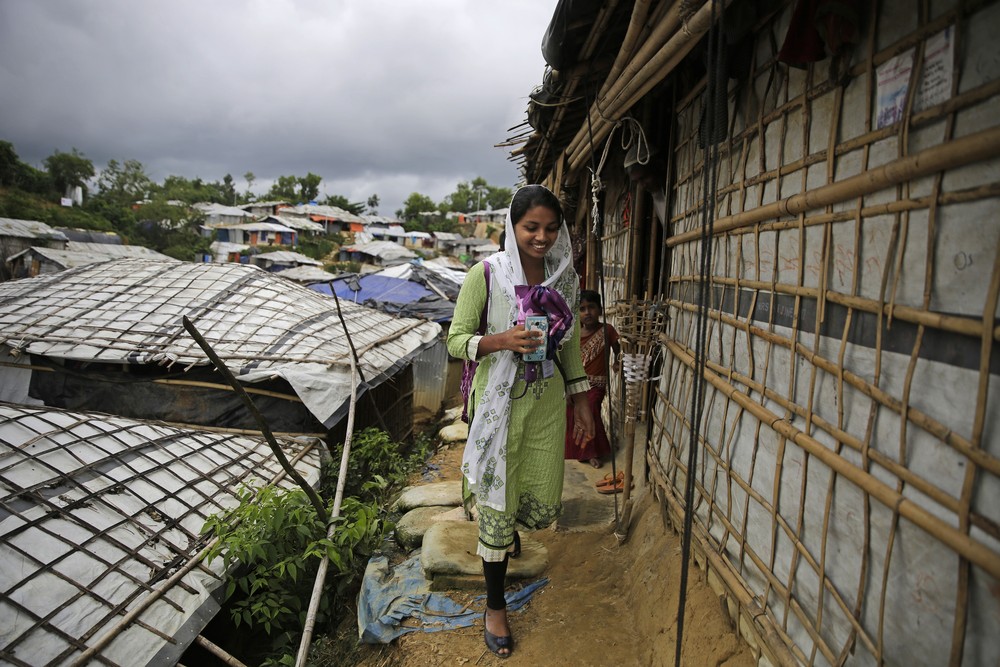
482, 556, 509, 610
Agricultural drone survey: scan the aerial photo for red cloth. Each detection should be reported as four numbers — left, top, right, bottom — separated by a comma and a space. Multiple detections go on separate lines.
565, 385, 612, 462
778, 0, 861, 68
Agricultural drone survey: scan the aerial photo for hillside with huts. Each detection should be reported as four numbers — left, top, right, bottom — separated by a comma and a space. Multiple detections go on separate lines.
2, 0, 999, 666
0, 189, 508, 662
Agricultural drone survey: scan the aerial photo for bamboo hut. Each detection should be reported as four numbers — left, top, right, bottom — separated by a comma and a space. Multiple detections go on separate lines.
509, 0, 1000, 664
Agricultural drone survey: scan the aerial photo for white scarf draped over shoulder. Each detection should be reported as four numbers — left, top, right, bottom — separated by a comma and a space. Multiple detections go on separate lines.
461, 187, 579, 512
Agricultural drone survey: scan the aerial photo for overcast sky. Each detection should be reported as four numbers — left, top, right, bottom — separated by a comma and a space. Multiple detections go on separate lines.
0, 0, 557, 216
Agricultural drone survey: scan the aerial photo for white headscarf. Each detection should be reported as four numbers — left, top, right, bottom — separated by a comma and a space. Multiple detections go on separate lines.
461, 185, 579, 512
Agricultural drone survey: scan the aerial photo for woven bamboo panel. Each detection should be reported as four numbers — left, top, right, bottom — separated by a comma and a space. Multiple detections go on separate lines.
601, 1, 1000, 664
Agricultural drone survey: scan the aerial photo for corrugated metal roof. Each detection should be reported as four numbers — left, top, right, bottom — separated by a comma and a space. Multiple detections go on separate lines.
0, 259, 440, 427
0, 217, 69, 242
0, 401, 321, 666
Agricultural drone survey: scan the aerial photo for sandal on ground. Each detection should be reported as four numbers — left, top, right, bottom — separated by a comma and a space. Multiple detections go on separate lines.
596, 471, 624, 489
589, 457, 603, 468
509, 531, 521, 558
483, 611, 514, 658
597, 479, 629, 494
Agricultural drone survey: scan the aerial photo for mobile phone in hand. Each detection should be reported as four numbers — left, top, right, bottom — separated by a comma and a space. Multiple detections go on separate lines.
523, 315, 548, 362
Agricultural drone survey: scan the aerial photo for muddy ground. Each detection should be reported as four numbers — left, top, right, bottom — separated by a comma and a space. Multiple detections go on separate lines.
329, 427, 756, 667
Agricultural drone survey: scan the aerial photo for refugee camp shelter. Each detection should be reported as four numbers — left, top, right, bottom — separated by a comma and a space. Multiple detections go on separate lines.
248, 249, 322, 272
0, 401, 322, 666
213, 221, 297, 247
240, 200, 288, 217
192, 203, 255, 228
0, 258, 442, 439
339, 240, 417, 267
281, 204, 366, 235
375, 261, 466, 300
6, 243, 171, 278
0, 218, 69, 280
311, 274, 455, 323
260, 214, 325, 237
509, 0, 1000, 665
276, 265, 337, 284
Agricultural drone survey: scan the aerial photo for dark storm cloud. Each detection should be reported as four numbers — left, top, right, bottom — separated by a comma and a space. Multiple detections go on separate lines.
0, 0, 555, 214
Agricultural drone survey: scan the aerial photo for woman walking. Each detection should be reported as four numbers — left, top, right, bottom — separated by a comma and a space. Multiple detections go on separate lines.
447, 184, 594, 658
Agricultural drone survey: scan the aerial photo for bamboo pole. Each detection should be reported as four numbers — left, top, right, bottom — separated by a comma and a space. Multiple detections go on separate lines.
662, 339, 1000, 580
194, 635, 250, 667
647, 459, 801, 667
70, 446, 316, 665
182, 316, 329, 523
667, 125, 1000, 247
564, 1, 704, 165
658, 301, 1000, 479
294, 345, 359, 667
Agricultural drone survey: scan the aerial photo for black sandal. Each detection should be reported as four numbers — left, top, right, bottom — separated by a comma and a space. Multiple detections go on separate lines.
510, 531, 521, 558
483, 610, 514, 658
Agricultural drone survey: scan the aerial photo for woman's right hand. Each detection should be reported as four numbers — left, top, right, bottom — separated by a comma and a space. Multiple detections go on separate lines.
497, 324, 543, 355
476, 325, 544, 358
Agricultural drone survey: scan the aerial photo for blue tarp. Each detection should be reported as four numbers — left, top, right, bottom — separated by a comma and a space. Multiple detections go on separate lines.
312, 274, 434, 305
357, 553, 549, 644
309, 275, 455, 322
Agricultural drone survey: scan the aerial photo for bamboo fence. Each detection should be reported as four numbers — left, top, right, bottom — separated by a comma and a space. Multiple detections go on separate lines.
596, 1, 1000, 664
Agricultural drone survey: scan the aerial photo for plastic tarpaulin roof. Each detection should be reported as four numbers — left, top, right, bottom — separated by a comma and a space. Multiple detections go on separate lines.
0, 402, 322, 666
310, 275, 456, 323
319, 274, 434, 305
0, 259, 441, 428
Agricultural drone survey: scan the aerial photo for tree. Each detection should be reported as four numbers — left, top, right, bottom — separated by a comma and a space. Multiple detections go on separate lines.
366, 194, 380, 214
95, 158, 153, 206
243, 171, 256, 202
299, 172, 322, 202
0, 141, 21, 188
266, 173, 323, 203
321, 194, 365, 214
484, 185, 513, 210
221, 173, 236, 205
44, 148, 95, 199
399, 192, 438, 222
441, 177, 510, 213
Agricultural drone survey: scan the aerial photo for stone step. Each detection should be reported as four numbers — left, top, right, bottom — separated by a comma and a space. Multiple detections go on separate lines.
395, 505, 455, 549
391, 480, 463, 512
420, 521, 548, 591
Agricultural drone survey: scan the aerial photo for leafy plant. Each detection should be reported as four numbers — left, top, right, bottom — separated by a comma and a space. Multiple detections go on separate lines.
325, 427, 430, 504
202, 479, 389, 659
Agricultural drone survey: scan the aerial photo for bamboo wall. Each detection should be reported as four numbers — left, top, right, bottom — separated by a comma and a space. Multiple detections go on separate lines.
599, 1, 1000, 664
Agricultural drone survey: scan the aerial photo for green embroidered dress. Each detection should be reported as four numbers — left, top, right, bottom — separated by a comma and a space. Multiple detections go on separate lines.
447, 261, 589, 560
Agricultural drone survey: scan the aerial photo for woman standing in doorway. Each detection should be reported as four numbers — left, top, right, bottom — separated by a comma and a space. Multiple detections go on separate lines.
447, 185, 594, 658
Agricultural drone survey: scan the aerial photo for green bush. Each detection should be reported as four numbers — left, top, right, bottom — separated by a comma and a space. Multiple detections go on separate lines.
202, 480, 389, 659
201, 428, 434, 664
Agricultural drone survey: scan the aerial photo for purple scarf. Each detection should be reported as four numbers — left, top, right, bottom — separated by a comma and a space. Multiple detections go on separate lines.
514, 285, 573, 381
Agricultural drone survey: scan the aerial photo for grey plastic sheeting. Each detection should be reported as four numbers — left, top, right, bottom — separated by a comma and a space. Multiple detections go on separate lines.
357, 553, 548, 644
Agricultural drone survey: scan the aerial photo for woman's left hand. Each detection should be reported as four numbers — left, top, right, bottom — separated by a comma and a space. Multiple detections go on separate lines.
571, 394, 595, 447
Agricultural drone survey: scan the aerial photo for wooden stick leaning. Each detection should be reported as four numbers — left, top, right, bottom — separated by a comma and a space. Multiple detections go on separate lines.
181, 315, 328, 523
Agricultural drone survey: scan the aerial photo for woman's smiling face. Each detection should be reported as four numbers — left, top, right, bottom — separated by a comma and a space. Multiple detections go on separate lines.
513, 204, 560, 261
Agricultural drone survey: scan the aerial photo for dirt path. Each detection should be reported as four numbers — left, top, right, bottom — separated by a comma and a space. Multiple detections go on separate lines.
347, 430, 755, 667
